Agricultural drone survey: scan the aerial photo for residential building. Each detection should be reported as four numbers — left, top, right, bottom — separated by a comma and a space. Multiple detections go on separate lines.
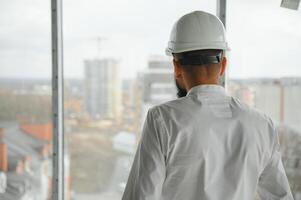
84, 59, 122, 121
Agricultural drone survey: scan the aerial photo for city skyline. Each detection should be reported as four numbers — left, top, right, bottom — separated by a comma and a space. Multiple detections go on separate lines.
0, 0, 301, 79
1, 68, 301, 199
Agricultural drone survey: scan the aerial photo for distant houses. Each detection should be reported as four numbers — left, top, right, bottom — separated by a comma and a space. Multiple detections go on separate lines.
0, 122, 52, 200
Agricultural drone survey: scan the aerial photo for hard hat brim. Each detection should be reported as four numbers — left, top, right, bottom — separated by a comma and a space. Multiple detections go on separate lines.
165, 43, 231, 56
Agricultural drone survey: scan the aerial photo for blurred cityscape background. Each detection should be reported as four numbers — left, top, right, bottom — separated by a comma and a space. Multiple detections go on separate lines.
0, 0, 300, 199
0, 60, 300, 199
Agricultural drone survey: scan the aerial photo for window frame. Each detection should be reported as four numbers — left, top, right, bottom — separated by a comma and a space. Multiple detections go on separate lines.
51, 0, 65, 199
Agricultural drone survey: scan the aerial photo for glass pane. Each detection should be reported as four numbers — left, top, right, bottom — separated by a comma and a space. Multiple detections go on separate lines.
227, 0, 301, 198
63, 1, 216, 199
0, 1, 53, 199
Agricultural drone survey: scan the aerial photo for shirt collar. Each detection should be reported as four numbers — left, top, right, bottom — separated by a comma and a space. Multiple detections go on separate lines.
187, 84, 227, 97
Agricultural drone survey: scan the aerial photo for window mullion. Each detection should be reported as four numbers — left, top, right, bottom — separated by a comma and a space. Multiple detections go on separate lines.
51, 0, 65, 199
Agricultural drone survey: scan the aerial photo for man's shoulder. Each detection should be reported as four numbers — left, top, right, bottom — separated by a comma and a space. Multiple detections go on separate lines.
149, 95, 275, 128
231, 96, 274, 127
150, 96, 191, 113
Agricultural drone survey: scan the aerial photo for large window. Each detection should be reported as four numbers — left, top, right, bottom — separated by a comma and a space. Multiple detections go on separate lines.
227, 0, 301, 198
0, 1, 53, 199
63, 1, 216, 199
0, 1, 300, 199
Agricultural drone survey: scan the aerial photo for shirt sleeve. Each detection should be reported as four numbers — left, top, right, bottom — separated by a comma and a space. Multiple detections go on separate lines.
122, 108, 167, 200
257, 123, 294, 200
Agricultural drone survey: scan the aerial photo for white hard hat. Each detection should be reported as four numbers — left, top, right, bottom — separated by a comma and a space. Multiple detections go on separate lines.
165, 11, 230, 56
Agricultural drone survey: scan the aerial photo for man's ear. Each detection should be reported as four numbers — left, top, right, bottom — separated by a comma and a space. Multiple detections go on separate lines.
173, 59, 182, 79
219, 57, 227, 76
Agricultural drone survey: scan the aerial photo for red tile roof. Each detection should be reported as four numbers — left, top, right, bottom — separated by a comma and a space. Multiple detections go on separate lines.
20, 123, 52, 142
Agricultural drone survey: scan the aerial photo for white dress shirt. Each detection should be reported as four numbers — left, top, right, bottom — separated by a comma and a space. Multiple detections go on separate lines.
122, 84, 294, 200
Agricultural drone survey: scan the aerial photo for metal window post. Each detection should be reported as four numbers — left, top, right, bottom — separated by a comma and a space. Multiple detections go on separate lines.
217, 0, 227, 87
51, 0, 64, 199
217, 0, 226, 28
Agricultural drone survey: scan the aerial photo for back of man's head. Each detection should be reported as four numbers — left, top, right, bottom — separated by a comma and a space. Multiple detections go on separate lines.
166, 11, 230, 97
173, 49, 224, 81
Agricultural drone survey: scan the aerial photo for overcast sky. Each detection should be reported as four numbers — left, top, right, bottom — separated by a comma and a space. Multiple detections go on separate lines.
0, 0, 300, 79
